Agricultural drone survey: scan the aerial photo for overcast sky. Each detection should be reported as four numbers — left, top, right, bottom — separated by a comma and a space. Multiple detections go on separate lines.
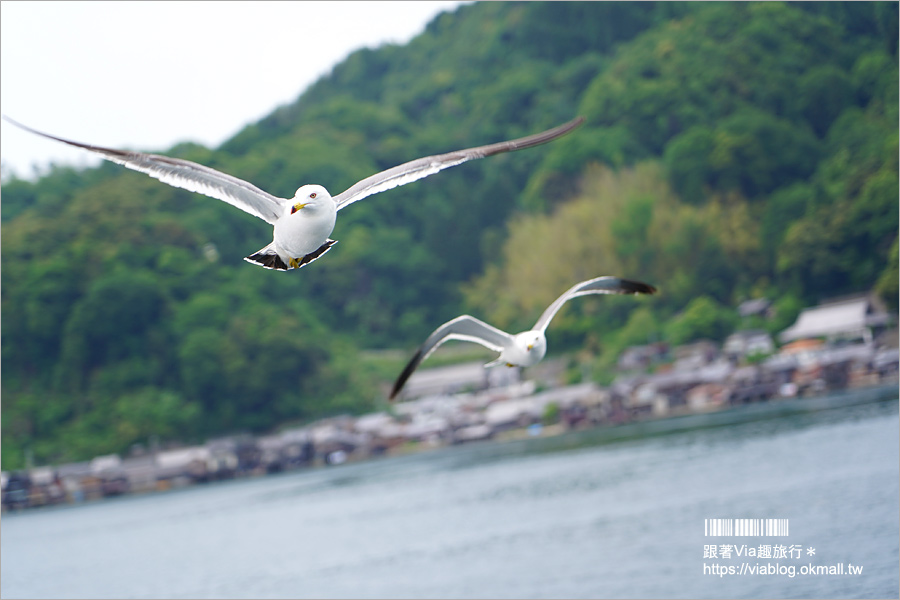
1, 1, 466, 180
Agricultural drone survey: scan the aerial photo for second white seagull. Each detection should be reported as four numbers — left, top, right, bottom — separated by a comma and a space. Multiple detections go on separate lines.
5, 116, 583, 270
390, 276, 657, 400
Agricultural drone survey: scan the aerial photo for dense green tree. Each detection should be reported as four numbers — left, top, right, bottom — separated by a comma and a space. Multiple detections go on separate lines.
664, 296, 738, 346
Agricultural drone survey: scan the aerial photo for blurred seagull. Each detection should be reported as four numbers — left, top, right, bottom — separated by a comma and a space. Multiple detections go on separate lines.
4, 115, 584, 270
390, 276, 657, 400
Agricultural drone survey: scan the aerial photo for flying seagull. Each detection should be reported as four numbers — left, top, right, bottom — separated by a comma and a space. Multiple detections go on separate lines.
4, 115, 584, 270
389, 276, 657, 400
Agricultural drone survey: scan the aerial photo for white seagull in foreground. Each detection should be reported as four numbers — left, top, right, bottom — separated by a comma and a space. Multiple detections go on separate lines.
389, 276, 657, 400
4, 115, 583, 270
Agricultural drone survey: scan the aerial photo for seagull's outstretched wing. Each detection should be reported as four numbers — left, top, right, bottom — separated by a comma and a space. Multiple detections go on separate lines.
533, 276, 657, 333
333, 117, 585, 212
3, 116, 286, 224
390, 315, 514, 400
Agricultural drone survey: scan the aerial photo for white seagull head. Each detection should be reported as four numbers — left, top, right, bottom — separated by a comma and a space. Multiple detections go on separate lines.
503, 330, 547, 367
289, 184, 332, 215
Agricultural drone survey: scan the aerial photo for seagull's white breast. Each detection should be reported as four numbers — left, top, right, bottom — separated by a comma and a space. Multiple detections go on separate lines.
273, 197, 337, 258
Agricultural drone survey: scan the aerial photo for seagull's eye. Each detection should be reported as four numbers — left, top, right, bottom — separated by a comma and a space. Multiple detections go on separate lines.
309, 192, 317, 199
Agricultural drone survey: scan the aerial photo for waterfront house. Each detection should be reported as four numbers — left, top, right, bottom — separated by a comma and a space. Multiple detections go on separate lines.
723, 330, 775, 360
617, 342, 669, 372
672, 340, 720, 371
779, 295, 892, 345
738, 298, 772, 319
686, 383, 729, 410
310, 417, 366, 461
119, 455, 159, 493
155, 446, 213, 485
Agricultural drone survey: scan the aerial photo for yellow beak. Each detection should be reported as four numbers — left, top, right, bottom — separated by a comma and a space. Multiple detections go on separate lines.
291, 202, 307, 215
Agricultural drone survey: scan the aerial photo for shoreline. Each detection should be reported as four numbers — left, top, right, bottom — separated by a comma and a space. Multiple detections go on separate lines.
5, 382, 896, 514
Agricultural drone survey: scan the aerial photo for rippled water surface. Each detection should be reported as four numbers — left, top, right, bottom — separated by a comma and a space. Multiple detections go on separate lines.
3, 388, 898, 599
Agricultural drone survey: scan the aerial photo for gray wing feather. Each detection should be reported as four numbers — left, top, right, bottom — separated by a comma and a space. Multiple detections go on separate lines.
533, 276, 657, 333
332, 117, 585, 212
420, 315, 513, 358
4, 117, 286, 224
390, 315, 514, 400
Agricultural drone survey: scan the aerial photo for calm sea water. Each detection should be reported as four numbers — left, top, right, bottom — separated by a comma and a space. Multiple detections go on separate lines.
3, 388, 898, 599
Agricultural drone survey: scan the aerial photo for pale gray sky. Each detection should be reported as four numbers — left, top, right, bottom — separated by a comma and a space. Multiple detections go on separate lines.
0, 1, 466, 180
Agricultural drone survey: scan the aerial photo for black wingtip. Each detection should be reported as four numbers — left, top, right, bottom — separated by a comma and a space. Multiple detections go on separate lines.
536, 115, 586, 143
389, 348, 424, 401
620, 279, 657, 295
2, 116, 127, 158
2, 115, 24, 127
3, 116, 41, 137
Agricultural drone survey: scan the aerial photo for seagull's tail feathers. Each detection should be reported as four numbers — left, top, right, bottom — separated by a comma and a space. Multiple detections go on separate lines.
244, 239, 337, 271
244, 243, 289, 270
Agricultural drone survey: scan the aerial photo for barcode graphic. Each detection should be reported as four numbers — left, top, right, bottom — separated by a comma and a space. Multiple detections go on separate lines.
705, 518, 789, 536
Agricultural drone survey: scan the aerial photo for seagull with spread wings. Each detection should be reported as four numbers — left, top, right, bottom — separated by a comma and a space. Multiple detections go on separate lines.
390, 276, 657, 400
4, 116, 583, 270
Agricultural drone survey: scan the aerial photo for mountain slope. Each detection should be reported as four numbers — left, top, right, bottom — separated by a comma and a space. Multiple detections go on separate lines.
2, 1, 896, 468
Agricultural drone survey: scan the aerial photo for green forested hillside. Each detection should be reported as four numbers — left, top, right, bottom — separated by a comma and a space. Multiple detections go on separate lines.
2, 1, 897, 468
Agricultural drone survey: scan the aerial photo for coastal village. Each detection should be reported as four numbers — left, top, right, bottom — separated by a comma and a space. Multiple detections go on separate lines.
3, 292, 897, 511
